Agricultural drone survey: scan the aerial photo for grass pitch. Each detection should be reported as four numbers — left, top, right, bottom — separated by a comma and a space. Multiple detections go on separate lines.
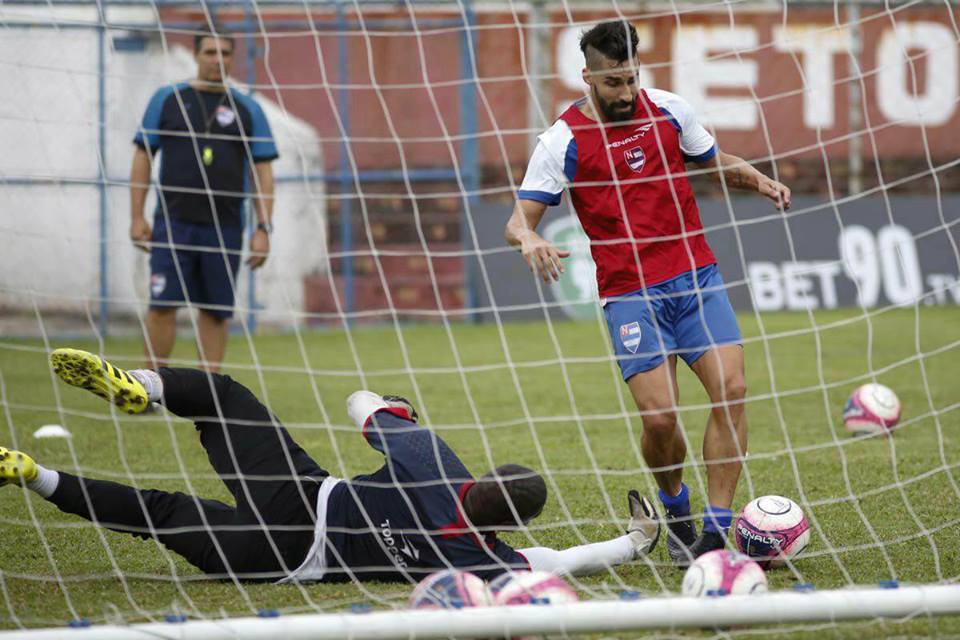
1, 307, 958, 635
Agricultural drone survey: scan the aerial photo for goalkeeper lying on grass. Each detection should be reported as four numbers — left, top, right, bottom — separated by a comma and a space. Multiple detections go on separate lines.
1, 348, 660, 583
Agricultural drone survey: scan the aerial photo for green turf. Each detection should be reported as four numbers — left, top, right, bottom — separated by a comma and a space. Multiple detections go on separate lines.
1, 308, 958, 635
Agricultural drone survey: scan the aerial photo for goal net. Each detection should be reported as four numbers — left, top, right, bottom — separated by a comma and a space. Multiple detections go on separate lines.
1, 0, 958, 637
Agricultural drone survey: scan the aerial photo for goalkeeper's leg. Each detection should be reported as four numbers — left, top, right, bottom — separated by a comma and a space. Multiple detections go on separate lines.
51, 350, 328, 577
156, 367, 328, 574
44, 472, 245, 575
1, 449, 274, 577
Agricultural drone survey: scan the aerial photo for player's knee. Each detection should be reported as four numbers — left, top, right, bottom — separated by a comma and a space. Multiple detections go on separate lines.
148, 307, 177, 321
720, 374, 747, 403
641, 410, 678, 441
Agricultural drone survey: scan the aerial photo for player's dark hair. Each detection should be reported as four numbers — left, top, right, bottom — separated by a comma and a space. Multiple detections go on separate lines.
579, 20, 639, 66
465, 464, 547, 528
194, 33, 235, 54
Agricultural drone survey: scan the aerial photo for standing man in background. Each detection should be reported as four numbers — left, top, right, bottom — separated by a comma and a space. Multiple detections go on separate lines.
129, 33, 278, 372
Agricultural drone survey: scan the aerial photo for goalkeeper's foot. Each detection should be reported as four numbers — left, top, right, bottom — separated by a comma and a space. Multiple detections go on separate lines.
666, 513, 698, 566
50, 348, 149, 415
626, 490, 661, 557
0, 447, 37, 488
347, 391, 418, 428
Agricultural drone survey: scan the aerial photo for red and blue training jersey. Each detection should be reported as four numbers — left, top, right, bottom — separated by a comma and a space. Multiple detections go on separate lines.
519, 88, 718, 298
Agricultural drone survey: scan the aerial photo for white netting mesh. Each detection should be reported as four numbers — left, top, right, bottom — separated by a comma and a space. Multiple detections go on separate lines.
0, 0, 959, 636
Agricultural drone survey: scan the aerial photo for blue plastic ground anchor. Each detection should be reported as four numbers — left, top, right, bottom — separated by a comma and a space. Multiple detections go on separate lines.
164, 614, 187, 623
68, 619, 91, 628
257, 609, 281, 618
619, 590, 642, 600
350, 604, 372, 614
879, 580, 900, 589
792, 583, 816, 592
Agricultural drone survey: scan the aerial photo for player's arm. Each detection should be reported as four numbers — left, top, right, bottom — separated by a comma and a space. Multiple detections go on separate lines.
505, 199, 571, 283
692, 150, 792, 211
130, 88, 167, 252
517, 492, 660, 576
129, 147, 153, 252
505, 121, 575, 283
247, 161, 274, 270
247, 99, 279, 270
348, 392, 471, 484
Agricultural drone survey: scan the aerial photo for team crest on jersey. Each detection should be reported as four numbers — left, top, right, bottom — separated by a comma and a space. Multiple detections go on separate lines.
150, 274, 166, 297
215, 105, 236, 127
620, 322, 642, 353
624, 146, 646, 173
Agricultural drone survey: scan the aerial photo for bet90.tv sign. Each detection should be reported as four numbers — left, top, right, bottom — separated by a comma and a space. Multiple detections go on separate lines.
707, 195, 960, 312
471, 195, 959, 320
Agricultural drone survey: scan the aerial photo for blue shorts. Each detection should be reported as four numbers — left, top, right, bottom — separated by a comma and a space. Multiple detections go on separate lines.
149, 217, 242, 319
603, 264, 742, 381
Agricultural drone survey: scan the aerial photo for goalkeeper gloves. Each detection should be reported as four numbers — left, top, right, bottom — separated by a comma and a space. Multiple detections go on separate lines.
626, 490, 661, 558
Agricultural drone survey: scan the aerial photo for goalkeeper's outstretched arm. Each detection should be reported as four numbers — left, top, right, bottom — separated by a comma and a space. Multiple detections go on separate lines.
693, 150, 792, 211
519, 492, 661, 576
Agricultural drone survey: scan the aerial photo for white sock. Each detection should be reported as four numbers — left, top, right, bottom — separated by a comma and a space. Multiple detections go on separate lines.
27, 465, 60, 498
129, 369, 163, 402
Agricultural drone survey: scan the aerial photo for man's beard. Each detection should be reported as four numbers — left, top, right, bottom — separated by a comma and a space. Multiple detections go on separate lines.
594, 87, 636, 122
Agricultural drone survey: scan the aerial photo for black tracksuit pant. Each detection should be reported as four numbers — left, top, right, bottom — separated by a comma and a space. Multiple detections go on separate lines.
47, 368, 328, 580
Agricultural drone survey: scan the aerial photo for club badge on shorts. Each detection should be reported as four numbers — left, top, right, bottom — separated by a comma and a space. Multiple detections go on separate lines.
624, 147, 646, 173
215, 105, 236, 127
620, 321, 641, 353
150, 274, 166, 297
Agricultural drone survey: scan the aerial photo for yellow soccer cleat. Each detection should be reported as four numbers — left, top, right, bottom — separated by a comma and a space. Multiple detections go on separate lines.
50, 348, 148, 415
0, 447, 37, 487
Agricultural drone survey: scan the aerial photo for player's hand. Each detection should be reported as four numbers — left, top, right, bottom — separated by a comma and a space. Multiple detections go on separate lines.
519, 231, 571, 283
758, 176, 791, 212
130, 216, 152, 253
626, 490, 661, 558
247, 229, 270, 270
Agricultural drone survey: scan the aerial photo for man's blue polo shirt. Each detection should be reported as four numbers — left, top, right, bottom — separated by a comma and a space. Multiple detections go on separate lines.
134, 82, 278, 227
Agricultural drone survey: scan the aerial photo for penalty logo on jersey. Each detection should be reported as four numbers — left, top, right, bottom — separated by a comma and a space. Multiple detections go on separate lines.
620, 322, 642, 353
624, 147, 646, 173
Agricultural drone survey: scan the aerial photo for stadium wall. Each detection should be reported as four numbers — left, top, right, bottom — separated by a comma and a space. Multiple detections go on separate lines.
158, 4, 960, 184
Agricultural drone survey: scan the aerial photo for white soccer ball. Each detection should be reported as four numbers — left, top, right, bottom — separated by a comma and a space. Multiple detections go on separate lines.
681, 549, 768, 597
843, 383, 901, 436
734, 495, 811, 568
409, 569, 491, 609
489, 570, 579, 606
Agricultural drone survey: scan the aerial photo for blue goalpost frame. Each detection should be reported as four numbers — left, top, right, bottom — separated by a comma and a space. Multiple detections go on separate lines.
5, 0, 480, 335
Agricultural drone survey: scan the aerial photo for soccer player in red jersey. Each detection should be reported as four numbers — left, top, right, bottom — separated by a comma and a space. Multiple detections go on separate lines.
506, 20, 791, 565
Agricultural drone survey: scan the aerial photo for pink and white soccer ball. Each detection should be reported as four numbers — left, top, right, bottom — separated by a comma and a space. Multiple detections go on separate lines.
681, 549, 768, 597
843, 383, 901, 436
409, 569, 491, 609
735, 495, 811, 568
489, 570, 579, 606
